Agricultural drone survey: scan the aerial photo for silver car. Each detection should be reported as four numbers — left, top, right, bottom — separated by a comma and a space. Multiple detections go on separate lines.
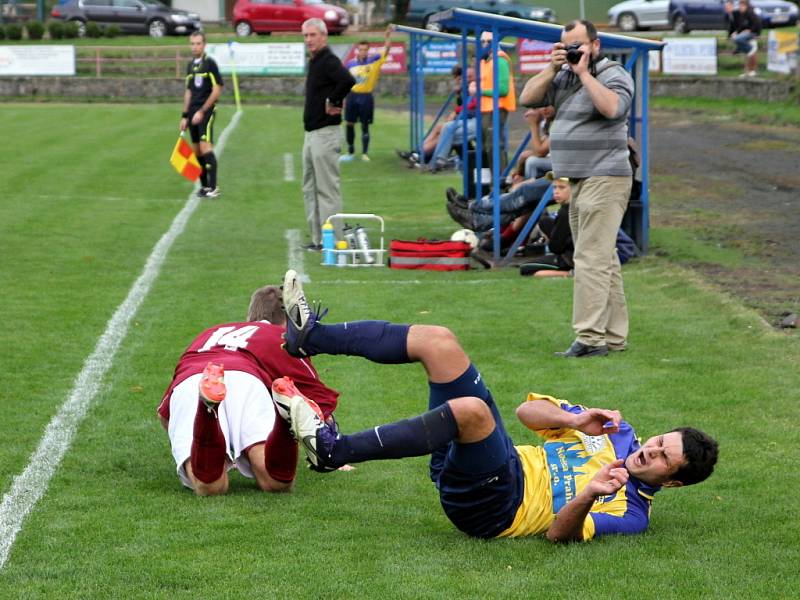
608, 0, 669, 31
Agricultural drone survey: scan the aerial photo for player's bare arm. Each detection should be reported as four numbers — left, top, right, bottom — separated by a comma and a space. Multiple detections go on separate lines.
180, 88, 192, 130
546, 459, 629, 543
516, 399, 621, 435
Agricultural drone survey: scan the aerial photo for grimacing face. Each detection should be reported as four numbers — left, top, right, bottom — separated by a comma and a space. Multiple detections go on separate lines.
357, 44, 369, 61
624, 431, 686, 486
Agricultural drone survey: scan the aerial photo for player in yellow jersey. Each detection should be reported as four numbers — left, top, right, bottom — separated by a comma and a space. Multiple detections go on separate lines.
340, 26, 394, 163
274, 269, 719, 542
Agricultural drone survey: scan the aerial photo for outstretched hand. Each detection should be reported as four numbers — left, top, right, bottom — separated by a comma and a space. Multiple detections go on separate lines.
585, 459, 628, 498
573, 408, 622, 436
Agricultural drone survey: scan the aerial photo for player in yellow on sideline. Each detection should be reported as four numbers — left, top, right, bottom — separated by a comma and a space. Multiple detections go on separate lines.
340, 25, 394, 163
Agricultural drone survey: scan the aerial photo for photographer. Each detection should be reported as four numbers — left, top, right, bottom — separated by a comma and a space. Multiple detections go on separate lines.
519, 20, 634, 358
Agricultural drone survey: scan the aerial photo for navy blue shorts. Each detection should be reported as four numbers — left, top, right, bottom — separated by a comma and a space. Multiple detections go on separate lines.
345, 93, 374, 125
428, 365, 524, 539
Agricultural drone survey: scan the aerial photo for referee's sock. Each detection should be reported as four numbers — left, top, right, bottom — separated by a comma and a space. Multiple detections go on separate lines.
202, 152, 218, 189
306, 320, 410, 364
330, 403, 458, 466
190, 398, 226, 484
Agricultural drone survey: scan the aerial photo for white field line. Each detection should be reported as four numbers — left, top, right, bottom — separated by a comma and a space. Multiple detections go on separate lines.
283, 153, 295, 182
0, 110, 242, 571
285, 229, 310, 283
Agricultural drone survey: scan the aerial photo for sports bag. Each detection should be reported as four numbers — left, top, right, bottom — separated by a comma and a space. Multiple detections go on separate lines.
389, 239, 471, 271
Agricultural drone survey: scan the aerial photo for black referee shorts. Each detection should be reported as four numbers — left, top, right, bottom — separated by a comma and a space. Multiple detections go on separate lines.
188, 107, 216, 144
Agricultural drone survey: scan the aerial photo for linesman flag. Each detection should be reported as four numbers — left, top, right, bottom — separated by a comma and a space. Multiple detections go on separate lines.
170, 135, 202, 181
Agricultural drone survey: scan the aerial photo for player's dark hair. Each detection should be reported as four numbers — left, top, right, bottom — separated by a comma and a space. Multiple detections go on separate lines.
190, 31, 206, 43
670, 427, 719, 486
358, 40, 370, 46
451, 65, 463, 77
564, 19, 598, 42
247, 286, 285, 325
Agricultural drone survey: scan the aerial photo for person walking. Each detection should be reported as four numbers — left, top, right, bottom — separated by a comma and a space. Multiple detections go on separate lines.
301, 18, 355, 251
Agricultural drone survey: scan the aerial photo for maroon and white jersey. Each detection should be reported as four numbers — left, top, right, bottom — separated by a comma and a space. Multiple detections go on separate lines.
158, 321, 338, 420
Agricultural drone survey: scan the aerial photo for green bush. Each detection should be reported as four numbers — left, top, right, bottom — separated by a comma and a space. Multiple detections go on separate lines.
105, 24, 121, 38
6, 23, 23, 40
48, 20, 65, 40
85, 21, 102, 38
26, 20, 45, 40
0, 26, 6, 41
63, 21, 79, 39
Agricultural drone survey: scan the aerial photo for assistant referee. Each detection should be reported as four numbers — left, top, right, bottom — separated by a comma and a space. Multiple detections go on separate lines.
180, 31, 224, 198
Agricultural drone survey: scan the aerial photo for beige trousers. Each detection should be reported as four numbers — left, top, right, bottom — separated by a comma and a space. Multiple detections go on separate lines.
568, 176, 632, 348
302, 125, 343, 245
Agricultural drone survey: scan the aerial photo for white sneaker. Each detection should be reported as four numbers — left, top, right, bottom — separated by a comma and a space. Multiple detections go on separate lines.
204, 187, 220, 198
339, 154, 355, 163
361, 154, 370, 162
271, 377, 336, 471
747, 70, 757, 77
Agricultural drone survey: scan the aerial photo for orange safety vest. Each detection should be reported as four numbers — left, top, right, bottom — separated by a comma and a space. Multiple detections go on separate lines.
479, 50, 517, 113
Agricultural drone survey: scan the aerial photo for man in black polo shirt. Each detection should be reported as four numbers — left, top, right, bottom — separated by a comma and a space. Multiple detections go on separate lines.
301, 18, 355, 251
180, 31, 224, 198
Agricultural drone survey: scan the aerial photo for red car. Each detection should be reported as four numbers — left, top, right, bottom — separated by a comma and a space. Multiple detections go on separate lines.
233, 0, 349, 36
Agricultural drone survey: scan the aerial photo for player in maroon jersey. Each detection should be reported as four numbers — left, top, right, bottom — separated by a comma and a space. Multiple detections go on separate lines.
157, 285, 339, 496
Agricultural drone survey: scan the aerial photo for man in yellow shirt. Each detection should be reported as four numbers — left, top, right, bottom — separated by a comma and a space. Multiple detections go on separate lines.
340, 25, 394, 163
274, 270, 719, 542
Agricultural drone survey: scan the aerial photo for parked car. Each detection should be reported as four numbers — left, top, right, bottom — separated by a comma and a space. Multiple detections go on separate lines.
232, 0, 349, 36
405, 0, 557, 31
608, 0, 669, 32
668, 0, 798, 33
50, 0, 202, 38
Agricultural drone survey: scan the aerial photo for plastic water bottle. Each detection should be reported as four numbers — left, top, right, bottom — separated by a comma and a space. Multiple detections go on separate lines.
354, 224, 375, 264
342, 224, 359, 264
322, 221, 335, 266
336, 240, 348, 267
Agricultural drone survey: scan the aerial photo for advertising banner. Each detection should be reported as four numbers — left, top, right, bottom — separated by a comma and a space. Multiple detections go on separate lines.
206, 42, 305, 75
662, 37, 717, 75
767, 30, 798, 75
420, 40, 458, 74
517, 39, 553, 74
0, 45, 75, 76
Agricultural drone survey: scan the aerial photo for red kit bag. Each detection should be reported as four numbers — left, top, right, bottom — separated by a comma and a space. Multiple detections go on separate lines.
389, 239, 471, 271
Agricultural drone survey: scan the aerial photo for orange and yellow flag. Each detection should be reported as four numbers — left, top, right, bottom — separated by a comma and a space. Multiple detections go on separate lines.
170, 136, 202, 182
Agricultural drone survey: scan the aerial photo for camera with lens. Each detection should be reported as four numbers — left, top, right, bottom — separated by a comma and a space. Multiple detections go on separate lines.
565, 42, 584, 65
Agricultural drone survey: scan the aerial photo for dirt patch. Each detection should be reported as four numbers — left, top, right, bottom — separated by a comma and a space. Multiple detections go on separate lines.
649, 109, 800, 326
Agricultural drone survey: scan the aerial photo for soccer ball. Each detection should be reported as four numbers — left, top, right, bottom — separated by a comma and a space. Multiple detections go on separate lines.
450, 228, 479, 249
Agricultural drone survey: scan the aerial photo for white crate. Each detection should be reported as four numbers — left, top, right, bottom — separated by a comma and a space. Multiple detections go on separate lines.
323, 213, 385, 267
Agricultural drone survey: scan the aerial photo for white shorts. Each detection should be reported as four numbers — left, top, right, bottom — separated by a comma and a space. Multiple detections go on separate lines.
167, 370, 276, 489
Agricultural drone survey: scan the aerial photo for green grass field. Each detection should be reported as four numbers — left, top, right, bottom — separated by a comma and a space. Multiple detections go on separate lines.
1, 103, 798, 598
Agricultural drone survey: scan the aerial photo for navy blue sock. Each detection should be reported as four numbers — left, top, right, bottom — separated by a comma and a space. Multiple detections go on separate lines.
330, 403, 458, 467
307, 321, 410, 364
362, 123, 370, 154
346, 124, 355, 154
428, 363, 490, 482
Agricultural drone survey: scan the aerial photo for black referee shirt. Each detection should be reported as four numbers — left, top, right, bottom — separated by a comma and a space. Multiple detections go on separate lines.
186, 54, 224, 112
303, 45, 356, 132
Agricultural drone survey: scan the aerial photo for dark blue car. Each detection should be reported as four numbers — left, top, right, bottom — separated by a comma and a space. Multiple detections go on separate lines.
668, 0, 798, 33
